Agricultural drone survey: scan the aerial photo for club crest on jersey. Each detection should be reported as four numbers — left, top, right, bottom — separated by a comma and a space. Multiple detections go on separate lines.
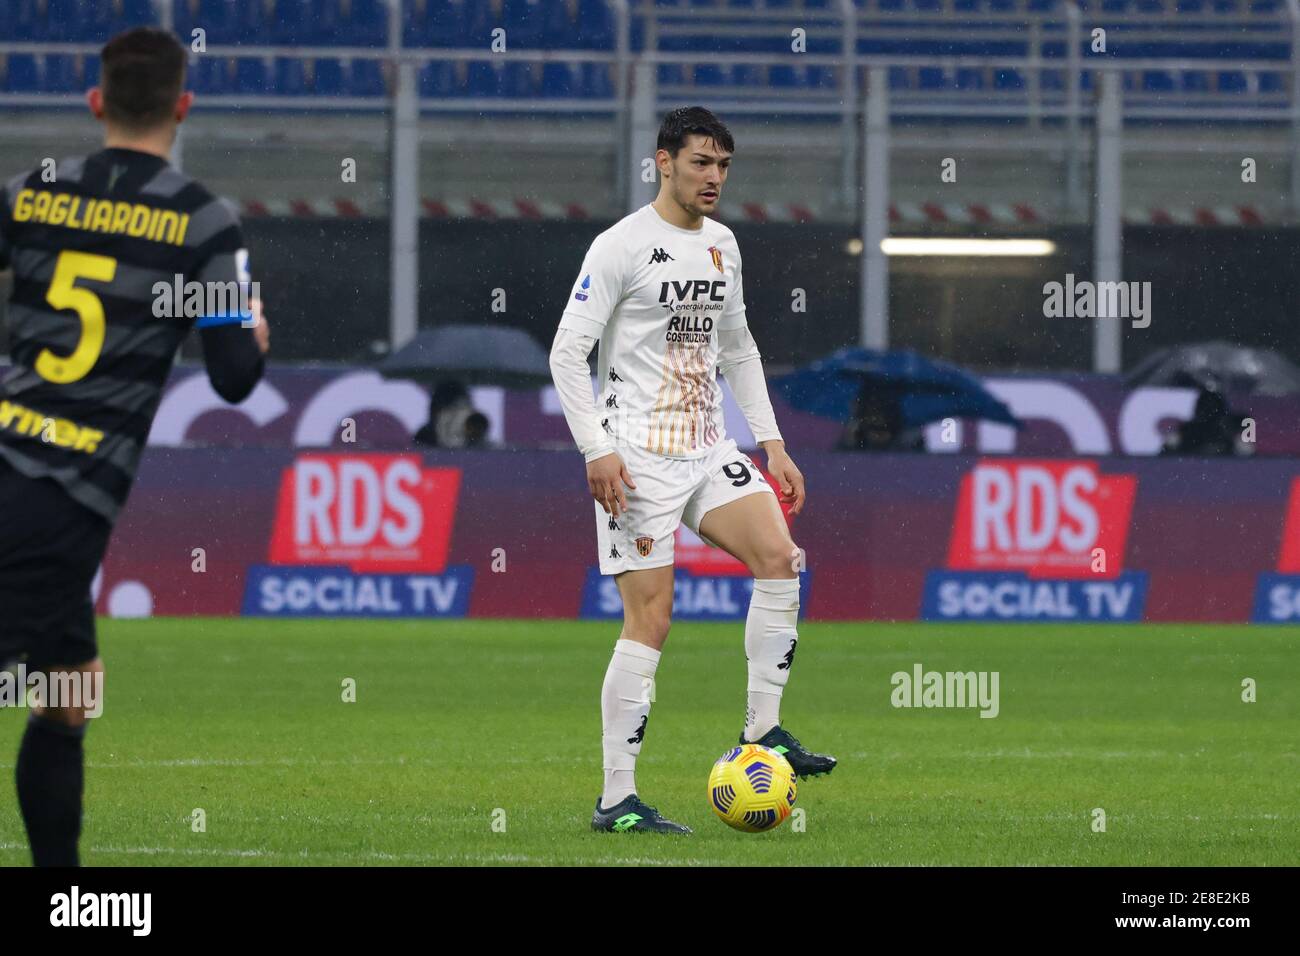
635, 535, 655, 557
707, 245, 723, 273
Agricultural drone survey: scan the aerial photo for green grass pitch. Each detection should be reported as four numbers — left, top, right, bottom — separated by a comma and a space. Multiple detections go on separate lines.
1, 619, 1296, 866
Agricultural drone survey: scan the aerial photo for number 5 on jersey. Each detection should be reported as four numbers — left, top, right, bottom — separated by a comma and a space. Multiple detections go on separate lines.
37, 250, 117, 384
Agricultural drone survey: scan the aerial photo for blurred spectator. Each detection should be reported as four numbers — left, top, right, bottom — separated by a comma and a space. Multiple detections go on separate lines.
413, 382, 491, 448
1161, 380, 1252, 457
837, 383, 924, 451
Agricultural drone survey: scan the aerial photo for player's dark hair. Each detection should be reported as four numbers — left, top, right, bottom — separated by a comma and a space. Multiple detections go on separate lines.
99, 27, 187, 132
656, 106, 735, 157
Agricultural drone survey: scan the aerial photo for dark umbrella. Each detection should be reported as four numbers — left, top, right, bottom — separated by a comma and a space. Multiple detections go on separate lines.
377, 325, 552, 388
1125, 341, 1300, 397
773, 347, 1020, 429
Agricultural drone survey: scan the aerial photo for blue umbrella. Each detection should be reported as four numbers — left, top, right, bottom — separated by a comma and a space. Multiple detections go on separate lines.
773, 347, 1021, 429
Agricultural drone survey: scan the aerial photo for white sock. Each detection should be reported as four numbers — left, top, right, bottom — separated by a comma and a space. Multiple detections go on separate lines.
743, 578, 800, 742
601, 637, 661, 809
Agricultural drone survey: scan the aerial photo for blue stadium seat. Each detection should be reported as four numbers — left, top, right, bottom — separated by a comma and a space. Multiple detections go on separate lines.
188, 56, 231, 94
732, 64, 764, 88
234, 57, 268, 95
501, 62, 538, 97
1180, 70, 1210, 92
342, 0, 392, 46
769, 64, 802, 88
466, 61, 500, 96
275, 57, 309, 95
581, 62, 612, 97
806, 65, 837, 89
954, 67, 984, 90
406, 0, 471, 47
693, 63, 728, 86
1142, 69, 1175, 92
5, 0, 44, 41
272, 0, 313, 44
888, 66, 910, 90
919, 66, 946, 90
1259, 70, 1285, 93
4, 54, 41, 91
419, 61, 460, 96
83, 54, 100, 89
1177, 0, 1206, 11
43, 0, 87, 41
540, 61, 577, 97
42, 53, 81, 91
350, 59, 387, 96
994, 67, 1025, 90
502, 0, 545, 48
953, 0, 981, 10
1217, 70, 1247, 92
658, 63, 685, 85
312, 57, 346, 95
542, 0, 614, 50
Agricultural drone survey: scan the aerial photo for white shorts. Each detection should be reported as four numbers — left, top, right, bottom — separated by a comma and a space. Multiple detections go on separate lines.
594, 437, 775, 576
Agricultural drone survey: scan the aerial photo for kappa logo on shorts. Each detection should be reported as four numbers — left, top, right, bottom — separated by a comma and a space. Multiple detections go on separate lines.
635, 535, 655, 557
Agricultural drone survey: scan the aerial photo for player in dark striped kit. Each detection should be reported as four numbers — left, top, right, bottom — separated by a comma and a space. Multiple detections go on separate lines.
0, 27, 268, 866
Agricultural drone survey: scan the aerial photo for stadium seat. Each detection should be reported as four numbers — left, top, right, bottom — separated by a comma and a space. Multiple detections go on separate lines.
350, 59, 387, 96
581, 61, 612, 97
1180, 70, 1210, 92
769, 64, 802, 88
5, 0, 44, 41
732, 64, 764, 88
43, 0, 87, 41
994, 68, 1025, 90
272, 0, 313, 45
657, 63, 685, 86
693, 63, 728, 86
343, 0, 391, 46
188, 56, 231, 94
419, 61, 460, 96
806, 65, 837, 89
888, 66, 910, 90
234, 57, 269, 95
275, 57, 309, 95
312, 57, 346, 95
1259, 70, 1285, 93
1217, 70, 1248, 93
83, 54, 100, 89
502, 0, 545, 48
1142, 69, 1175, 92
42, 53, 80, 92
466, 61, 501, 96
919, 66, 946, 90
406, 0, 471, 47
540, 61, 577, 97
954, 67, 984, 90
3, 54, 42, 92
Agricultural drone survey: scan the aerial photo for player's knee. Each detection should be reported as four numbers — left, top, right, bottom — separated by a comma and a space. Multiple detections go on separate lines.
34, 659, 104, 728
625, 605, 672, 646
752, 539, 802, 580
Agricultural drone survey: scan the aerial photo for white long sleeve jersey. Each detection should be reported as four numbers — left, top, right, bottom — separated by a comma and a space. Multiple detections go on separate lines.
552, 204, 782, 460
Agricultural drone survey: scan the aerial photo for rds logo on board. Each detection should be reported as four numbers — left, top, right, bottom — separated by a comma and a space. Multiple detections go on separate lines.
243, 454, 473, 617
925, 459, 1146, 622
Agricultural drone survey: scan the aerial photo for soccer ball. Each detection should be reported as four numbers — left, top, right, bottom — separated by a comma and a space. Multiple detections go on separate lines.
707, 744, 797, 832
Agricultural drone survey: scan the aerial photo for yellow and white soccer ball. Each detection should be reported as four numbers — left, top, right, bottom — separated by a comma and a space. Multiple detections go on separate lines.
707, 744, 797, 832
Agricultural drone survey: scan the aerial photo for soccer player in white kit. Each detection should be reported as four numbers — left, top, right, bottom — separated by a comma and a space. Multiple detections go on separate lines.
549, 107, 836, 834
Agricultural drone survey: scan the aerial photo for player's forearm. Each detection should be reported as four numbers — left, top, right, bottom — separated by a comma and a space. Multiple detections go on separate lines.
718, 328, 784, 446
549, 327, 615, 461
